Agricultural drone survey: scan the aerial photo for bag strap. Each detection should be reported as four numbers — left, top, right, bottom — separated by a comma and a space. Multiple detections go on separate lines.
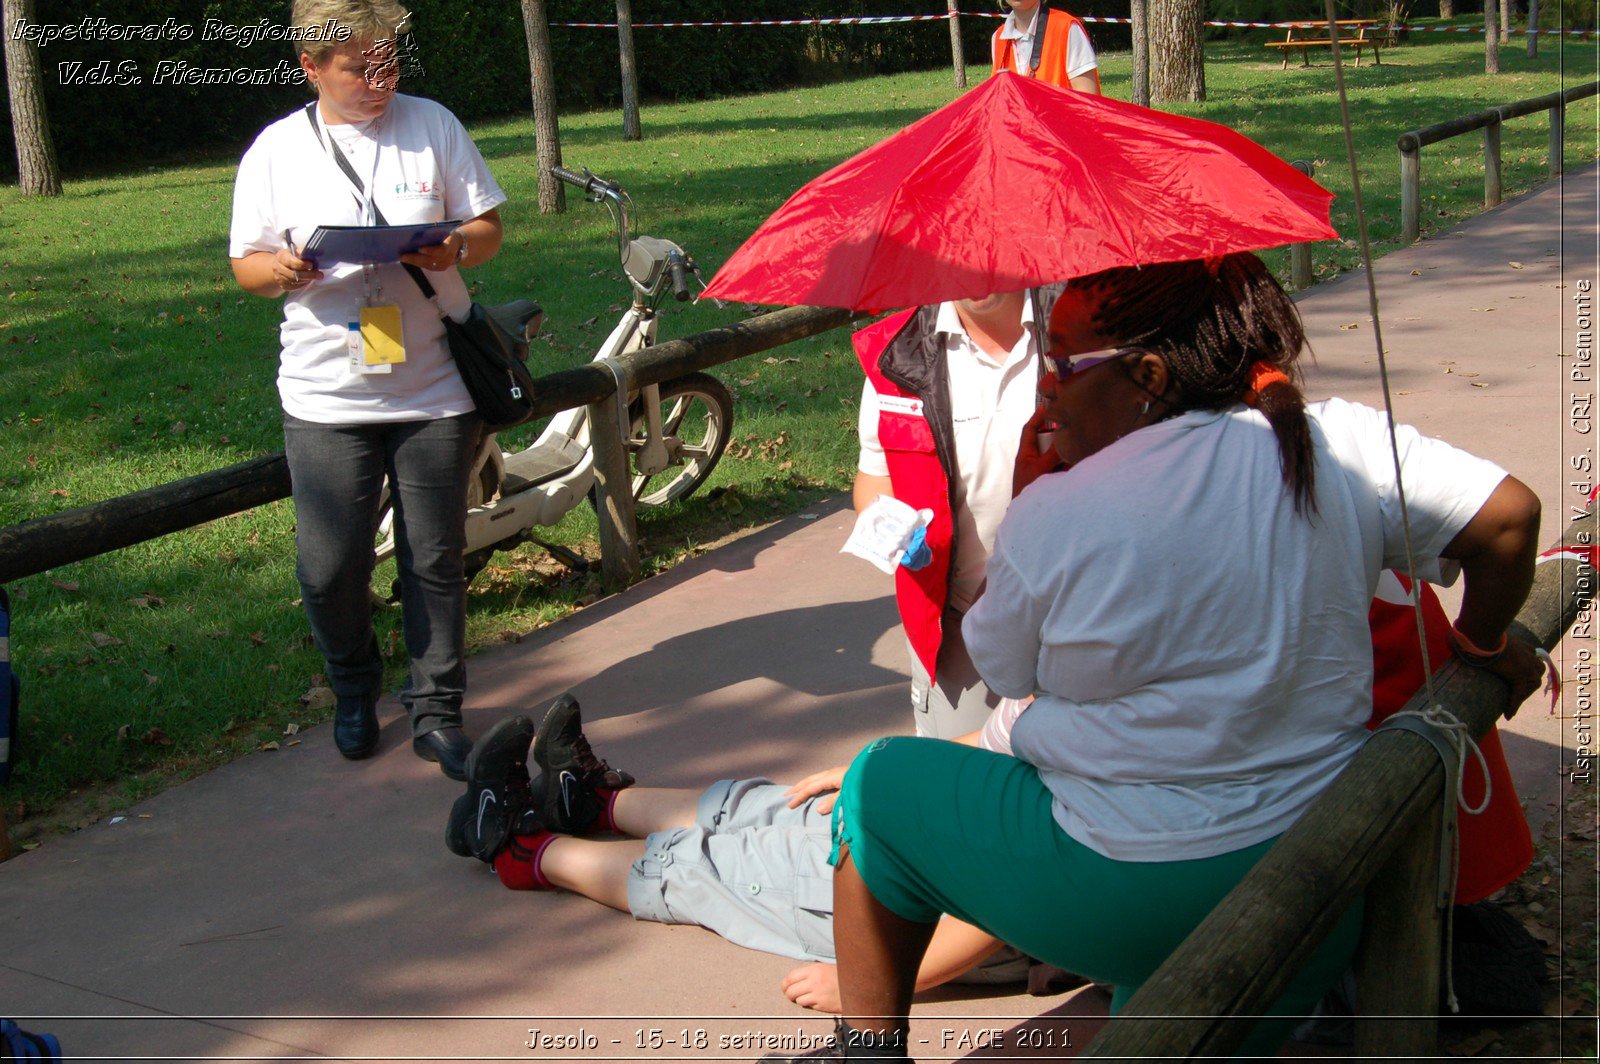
302, 102, 440, 304
1029, 6, 1050, 77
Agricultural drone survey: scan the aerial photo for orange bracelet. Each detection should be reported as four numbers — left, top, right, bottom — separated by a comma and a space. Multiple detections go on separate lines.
1450, 624, 1508, 663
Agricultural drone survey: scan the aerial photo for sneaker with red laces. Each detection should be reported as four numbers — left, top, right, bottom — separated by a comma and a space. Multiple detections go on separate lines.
532, 693, 635, 835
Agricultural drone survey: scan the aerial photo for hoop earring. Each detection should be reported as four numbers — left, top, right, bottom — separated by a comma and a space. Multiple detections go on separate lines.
1140, 401, 1151, 416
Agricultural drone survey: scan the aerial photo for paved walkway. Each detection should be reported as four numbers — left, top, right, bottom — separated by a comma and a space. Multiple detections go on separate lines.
3, 165, 1595, 1062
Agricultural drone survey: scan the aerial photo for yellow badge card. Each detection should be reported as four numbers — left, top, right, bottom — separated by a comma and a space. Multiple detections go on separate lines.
360, 305, 406, 366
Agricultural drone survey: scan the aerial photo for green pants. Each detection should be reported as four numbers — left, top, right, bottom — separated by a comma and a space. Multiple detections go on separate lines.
833, 737, 1362, 1057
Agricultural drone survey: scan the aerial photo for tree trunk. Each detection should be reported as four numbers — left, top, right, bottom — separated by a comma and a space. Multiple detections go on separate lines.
1131, 0, 1151, 107
1150, 0, 1205, 103
1485, 0, 1501, 72
616, 0, 641, 141
1438, 0, 1455, 16
1526, 0, 1539, 55
1500, 0, 1511, 41
947, 0, 967, 90
520, 0, 565, 213
2, 0, 62, 197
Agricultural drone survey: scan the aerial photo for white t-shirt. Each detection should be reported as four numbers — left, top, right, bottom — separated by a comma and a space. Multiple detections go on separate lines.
857, 301, 1041, 611
998, 8, 1098, 79
963, 398, 1507, 862
230, 94, 507, 424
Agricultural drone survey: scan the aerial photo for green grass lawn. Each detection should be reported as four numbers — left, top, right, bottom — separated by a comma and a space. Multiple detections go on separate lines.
1, 30, 1595, 834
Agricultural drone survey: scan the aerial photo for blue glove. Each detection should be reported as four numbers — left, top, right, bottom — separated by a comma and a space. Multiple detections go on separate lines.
900, 526, 932, 571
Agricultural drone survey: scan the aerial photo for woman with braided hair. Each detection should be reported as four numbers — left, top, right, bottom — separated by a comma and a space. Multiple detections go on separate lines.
768, 253, 1545, 1063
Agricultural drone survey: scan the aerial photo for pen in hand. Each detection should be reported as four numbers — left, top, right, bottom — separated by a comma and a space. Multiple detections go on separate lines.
278, 228, 323, 292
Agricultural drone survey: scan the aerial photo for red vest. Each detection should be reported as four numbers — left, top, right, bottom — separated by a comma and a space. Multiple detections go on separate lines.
1367, 574, 1532, 904
991, 5, 1103, 92
854, 308, 958, 679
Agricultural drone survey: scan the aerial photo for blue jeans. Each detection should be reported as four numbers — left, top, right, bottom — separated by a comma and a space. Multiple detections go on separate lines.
282, 412, 480, 736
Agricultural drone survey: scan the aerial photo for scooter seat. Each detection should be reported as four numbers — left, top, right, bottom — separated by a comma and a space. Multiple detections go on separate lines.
498, 435, 586, 495
485, 300, 543, 343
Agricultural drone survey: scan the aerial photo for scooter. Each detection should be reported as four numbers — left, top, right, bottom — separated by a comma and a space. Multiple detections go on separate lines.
374, 167, 733, 589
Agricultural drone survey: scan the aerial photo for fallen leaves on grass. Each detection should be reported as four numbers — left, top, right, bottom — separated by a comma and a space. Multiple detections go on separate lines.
125, 594, 165, 609
141, 728, 172, 747
90, 632, 123, 649
299, 686, 334, 711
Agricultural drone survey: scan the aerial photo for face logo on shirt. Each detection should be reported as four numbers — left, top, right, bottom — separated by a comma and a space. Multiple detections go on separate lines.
393, 179, 441, 201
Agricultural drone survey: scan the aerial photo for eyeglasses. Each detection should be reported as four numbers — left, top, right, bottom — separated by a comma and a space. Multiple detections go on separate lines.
1043, 346, 1148, 379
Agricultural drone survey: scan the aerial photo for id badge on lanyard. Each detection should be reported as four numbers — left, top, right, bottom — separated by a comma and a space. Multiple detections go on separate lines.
321, 110, 406, 376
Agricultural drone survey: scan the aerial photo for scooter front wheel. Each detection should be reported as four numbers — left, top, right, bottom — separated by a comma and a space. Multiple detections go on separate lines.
626, 372, 734, 507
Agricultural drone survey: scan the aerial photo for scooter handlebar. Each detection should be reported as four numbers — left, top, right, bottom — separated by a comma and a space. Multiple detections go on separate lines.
668, 252, 692, 302
550, 166, 621, 197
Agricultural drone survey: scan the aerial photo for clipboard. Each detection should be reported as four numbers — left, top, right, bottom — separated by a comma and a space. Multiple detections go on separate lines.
301, 220, 462, 268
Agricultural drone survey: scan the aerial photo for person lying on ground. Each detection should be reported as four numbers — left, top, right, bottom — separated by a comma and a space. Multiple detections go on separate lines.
444, 695, 1040, 1010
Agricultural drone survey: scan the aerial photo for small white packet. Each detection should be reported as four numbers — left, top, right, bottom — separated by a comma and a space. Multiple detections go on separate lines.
842, 495, 934, 574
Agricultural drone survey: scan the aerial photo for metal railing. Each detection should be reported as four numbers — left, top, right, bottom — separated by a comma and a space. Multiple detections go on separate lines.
1399, 80, 1598, 243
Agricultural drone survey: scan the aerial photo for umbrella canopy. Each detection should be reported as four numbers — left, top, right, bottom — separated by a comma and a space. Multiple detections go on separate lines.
702, 73, 1336, 310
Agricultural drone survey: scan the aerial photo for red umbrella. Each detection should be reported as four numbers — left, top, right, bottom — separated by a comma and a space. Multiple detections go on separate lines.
702, 73, 1336, 310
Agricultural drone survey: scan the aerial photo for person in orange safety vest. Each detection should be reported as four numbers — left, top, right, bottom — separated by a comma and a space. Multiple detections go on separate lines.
991, 0, 1103, 94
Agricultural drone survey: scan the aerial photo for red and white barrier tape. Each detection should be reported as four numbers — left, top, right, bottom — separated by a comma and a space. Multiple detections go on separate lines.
554, 10, 1594, 35
553, 14, 954, 28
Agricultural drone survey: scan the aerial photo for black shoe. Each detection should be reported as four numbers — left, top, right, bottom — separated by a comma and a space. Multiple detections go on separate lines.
445, 793, 475, 858
532, 693, 635, 835
460, 715, 536, 862
333, 689, 380, 760
413, 725, 472, 781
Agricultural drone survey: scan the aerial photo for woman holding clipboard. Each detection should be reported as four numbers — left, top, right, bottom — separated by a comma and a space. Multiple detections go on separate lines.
228, 0, 505, 779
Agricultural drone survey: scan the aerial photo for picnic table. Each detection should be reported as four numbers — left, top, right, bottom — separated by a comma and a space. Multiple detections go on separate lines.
1266, 20, 1387, 68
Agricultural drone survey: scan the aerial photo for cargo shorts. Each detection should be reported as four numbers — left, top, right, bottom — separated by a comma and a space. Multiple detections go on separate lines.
626, 778, 836, 961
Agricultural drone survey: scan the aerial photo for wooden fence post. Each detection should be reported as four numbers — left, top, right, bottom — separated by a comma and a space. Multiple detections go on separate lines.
1354, 795, 1445, 1056
587, 380, 642, 591
1551, 104, 1565, 175
616, 0, 642, 141
1291, 160, 1315, 289
1399, 135, 1422, 243
947, 0, 967, 89
1131, 0, 1151, 108
1484, 115, 1503, 207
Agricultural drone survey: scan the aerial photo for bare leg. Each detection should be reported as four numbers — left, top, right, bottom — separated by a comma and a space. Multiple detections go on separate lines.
539, 836, 645, 912
609, 786, 702, 837
833, 847, 936, 1041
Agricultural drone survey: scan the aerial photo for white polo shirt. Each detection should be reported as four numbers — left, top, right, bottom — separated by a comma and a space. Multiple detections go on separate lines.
857, 300, 1042, 611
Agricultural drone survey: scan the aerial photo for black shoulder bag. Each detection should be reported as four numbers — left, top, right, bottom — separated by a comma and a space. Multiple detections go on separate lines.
304, 103, 537, 429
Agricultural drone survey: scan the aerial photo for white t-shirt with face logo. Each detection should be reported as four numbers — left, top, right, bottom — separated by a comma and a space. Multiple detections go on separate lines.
230, 94, 507, 423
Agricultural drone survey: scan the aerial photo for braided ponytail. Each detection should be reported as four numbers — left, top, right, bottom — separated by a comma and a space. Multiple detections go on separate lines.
1065, 253, 1319, 514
